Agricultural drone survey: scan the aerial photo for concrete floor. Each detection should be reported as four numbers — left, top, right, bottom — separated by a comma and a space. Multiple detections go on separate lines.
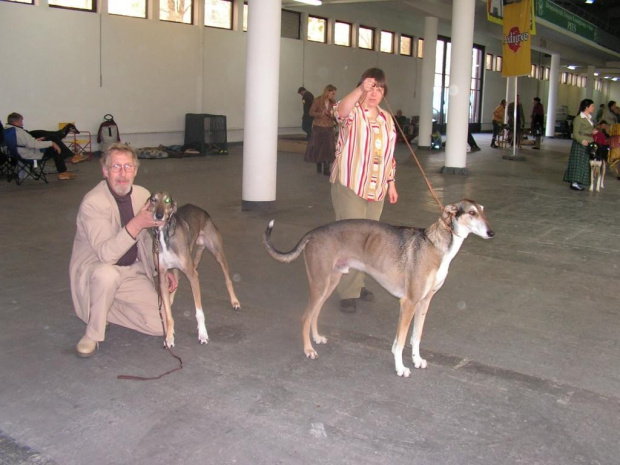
1, 135, 619, 465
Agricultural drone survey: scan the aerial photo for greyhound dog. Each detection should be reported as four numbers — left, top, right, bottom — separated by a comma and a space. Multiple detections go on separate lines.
588, 142, 608, 192
148, 192, 240, 348
263, 199, 494, 377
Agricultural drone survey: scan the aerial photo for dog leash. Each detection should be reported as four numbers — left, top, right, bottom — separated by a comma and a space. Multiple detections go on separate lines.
117, 233, 183, 381
382, 97, 445, 214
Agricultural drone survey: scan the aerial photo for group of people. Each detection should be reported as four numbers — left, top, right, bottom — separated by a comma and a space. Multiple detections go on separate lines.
490, 96, 544, 149
3, 112, 88, 181
74, 68, 397, 358
563, 99, 615, 191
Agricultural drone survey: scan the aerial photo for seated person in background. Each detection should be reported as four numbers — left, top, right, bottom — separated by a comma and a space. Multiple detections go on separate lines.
393, 109, 412, 141
4, 112, 77, 180
70, 143, 176, 357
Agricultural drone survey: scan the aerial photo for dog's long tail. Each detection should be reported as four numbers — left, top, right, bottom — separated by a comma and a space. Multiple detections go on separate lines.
263, 220, 311, 263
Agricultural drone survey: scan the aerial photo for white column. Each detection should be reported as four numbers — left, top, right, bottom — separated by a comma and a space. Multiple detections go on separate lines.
545, 53, 560, 138
418, 17, 438, 148
585, 65, 595, 98
443, 0, 475, 173
242, 0, 281, 210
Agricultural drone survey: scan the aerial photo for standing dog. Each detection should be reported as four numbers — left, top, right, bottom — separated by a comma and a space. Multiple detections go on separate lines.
588, 142, 607, 192
263, 199, 494, 377
148, 192, 240, 348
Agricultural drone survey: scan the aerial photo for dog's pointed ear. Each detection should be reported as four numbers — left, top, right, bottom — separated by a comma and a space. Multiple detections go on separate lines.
171, 199, 178, 214
442, 204, 458, 221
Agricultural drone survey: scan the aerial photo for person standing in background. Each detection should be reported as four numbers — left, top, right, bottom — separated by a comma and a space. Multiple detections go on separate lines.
297, 87, 315, 140
304, 84, 337, 176
531, 97, 545, 150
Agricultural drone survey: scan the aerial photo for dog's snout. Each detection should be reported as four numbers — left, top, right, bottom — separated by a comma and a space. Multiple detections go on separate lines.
486, 229, 495, 238
155, 211, 164, 220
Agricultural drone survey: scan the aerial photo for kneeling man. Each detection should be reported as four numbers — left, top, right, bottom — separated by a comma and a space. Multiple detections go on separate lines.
70, 143, 175, 357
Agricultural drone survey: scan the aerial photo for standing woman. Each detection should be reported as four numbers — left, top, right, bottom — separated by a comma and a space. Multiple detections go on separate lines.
563, 99, 596, 191
304, 84, 337, 175
330, 68, 398, 313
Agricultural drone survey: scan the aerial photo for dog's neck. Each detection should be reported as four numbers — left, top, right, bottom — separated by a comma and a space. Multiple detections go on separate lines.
426, 217, 468, 254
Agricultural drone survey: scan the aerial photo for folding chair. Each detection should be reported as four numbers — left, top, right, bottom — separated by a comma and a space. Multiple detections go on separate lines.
0, 122, 14, 178
3, 127, 49, 185
60, 122, 92, 158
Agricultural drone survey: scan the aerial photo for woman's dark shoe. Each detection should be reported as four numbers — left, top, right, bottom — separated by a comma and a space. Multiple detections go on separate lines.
323, 162, 331, 176
570, 183, 584, 191
340, 299, 357, 313
359, 287, 375, 302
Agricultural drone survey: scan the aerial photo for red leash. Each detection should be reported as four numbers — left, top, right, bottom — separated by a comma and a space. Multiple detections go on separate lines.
117, 233, 183, 381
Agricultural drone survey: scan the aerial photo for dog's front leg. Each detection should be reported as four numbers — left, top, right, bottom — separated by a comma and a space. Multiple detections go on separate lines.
409, 295, 434, 369
392, 298, 416, 377
159, 269, 175, 348
601, 162, 606, 189
185, 270, 209, 344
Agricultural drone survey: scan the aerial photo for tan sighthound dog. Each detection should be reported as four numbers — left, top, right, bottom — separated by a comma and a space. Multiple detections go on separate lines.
263, 199, 494, 377
148, 192, 240, 348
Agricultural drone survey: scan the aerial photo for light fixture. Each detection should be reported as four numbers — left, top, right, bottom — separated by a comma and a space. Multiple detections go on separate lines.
585, 0, 594, 4
567, 65, 577, 70
293, 0, 322, 5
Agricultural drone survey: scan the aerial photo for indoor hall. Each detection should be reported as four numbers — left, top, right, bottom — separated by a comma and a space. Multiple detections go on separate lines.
1, 136, 619, 464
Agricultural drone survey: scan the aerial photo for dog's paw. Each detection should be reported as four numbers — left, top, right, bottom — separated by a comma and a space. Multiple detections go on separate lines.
164, 338, 175, 349
305, 348, 318, 360
413, 355, 428, 369
313, 335, 328, 345
396, 366, 411, 378
231, 300, 241, 310
198, 328, 209, 344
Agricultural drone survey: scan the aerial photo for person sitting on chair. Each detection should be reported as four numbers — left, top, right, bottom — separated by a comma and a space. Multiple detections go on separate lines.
5, 112, 77, 180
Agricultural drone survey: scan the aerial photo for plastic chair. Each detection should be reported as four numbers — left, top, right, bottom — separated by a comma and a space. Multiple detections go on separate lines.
3, 127, 49, 185
0, 122, 14, 178
60, 122, 92, 157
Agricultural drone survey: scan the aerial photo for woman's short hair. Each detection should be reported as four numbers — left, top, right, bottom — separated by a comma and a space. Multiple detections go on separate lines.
578, 99, 594, 114
101, 143, 140, 168
608, 101, 617, 110
357, 68, 388, 96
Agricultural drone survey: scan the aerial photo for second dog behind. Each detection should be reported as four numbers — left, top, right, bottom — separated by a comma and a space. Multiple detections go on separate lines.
148, 192, 240, 348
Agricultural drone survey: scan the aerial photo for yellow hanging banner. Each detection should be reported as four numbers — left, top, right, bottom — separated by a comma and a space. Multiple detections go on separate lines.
502, 0, 532, 77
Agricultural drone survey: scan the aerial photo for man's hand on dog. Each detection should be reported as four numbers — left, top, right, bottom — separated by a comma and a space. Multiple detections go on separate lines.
126, 204, 163, 238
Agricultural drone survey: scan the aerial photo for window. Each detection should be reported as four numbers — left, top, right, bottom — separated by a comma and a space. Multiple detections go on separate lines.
109, 0, 146, 18
560, 72, 567, 84
358, 25, 374, 50
400, 34, 413, 56
494, 56, 502, 72
307, 16, 327, 43
485, 53, 493, 70
417, 38, 424, 58
243, 2, 248, 32
334, 21, 352, 47
543, 67, 550, 81
530, 65, 537, 79
1, 0, 34, 4
49, 0, 95, 10
205, 0, 232, 29
281, 10, 300, 39
160, 0, 192, 24
380, 31, 394, 53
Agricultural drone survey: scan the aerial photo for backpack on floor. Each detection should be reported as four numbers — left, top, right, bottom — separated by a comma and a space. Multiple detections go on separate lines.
97, 114, 121, 152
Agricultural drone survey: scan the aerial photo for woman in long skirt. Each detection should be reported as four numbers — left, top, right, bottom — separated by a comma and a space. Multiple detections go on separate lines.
563, 99, 596, 191
305, 85, 337, 175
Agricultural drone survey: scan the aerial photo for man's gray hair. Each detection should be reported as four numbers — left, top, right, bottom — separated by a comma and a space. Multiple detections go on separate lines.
101, 143, 140, 168
7, 112, 23, 125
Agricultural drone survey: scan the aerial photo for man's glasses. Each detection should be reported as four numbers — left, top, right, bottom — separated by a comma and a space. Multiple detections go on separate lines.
109, 163, 136, 173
